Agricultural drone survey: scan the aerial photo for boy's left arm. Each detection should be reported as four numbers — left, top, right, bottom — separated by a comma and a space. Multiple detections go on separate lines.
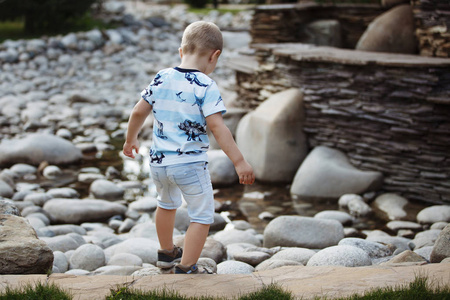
123, 99, 152, 159
206, 112, 255, 185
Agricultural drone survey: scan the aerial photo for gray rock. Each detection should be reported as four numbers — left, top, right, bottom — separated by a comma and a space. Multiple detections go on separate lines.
372, 193, 408, 221
233, 251, 271, 267
386, 221, 422, 232
53, 251, 69, 273
225, 243, 258, 260
118, 218, 136, 234
91, 265, 142, 276
85, 232, 123, 249
384, 250, 427, 265
128, 197, 158, 213
65, 269, 90, 276
46, 187, 79, 199
270, 248, 316, 265
236, 88, 307, 182
410, 229, 441, 250
414, 246, 433, 261
61, 33, 78, 49
366, 235, 411, 253
78, 173, 105, 184
107, 253, 143, 267
217, 260, 254, 274
290, 146, 382, 200
207, 150, 238, 186
0, 215, 53, 274
26, 213, 50, 226
10, 163, 37, 177
232, 220, 253, 231
255, 259, 302, 271
211, 213, 227, 232
43, 225, 87, 236
0, 200, 20, 216
0, 180, 14, 198
347, 197, 372, 217
198, 257, 217, 274
314, 210, 354, 225
431, 222, 449, 230
0, 134, 82, 167
338, 238, 393, 258
24, 193, 53, 206
43, 198, 126, 224
40, 234, 83, 252
131, 265, 162, 276
417, 205, 450, 224
302, 19, 342, 47
214, 229, 261, 247
129, 222, 161, 240
90, 179, 125, 201
307, 245, 372, 267
56, 128, 73, 140
263, 216, 344, 248
43, 166, 63, 179
430, 224, 450, 263
70, 244, 105, 271
104, 238, 159, 265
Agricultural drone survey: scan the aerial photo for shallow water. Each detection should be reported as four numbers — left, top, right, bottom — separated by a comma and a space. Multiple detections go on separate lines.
30, 141, 430, 235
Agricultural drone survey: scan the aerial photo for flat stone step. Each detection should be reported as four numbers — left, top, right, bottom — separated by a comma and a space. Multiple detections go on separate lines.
0, 264, 448, 299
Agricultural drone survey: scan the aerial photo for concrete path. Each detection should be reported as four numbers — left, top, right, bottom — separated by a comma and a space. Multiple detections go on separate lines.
0, 263, 449, 299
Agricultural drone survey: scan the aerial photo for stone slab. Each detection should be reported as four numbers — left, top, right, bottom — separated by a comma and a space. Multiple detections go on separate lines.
0, 264, 449, 299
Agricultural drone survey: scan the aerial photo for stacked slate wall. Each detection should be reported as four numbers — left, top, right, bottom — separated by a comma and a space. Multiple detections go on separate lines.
412, 0, 450, 57
231, 45, 450, 204
251, 3, 386, 48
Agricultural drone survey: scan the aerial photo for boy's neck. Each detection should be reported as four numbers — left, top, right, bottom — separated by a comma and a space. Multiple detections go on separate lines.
178, 53, 209, 74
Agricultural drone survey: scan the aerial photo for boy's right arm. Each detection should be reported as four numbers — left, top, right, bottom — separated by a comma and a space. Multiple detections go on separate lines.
123, 99, 152, 159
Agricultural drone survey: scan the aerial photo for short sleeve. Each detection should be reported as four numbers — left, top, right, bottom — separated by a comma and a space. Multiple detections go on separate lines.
201, 80, 227, 117
140, 86, 152, 105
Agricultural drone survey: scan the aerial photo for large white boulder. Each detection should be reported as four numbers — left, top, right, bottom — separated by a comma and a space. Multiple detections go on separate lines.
290, 146, 383, 201
0, 215, 53, 274
356, 4, 416, 54
236, 88, 307, 182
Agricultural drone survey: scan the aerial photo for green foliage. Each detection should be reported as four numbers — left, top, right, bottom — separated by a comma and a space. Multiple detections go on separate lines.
341, 276, 450, 300
0, 0, 98, 34
186, 7, 244, 15
184, 0, 210, 9
239, 283, 293, 300
0, 282, 72, 300
107, 285, 218, 300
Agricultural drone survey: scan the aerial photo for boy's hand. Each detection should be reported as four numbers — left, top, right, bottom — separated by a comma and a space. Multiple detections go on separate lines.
123, 140, 139, 159
235, 160, 255, 185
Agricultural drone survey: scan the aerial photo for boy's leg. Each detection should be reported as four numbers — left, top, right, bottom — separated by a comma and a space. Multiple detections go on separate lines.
180, 222, 210, 266
155, 206, 177, 251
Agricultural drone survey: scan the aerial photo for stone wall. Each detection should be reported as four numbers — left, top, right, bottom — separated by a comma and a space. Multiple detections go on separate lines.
250, 3, 386, 48
412, 0, 450, 57
229, 44, 450, 204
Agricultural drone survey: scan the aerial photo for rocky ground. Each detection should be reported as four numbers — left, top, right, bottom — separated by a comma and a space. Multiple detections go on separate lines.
0, 0, 449, 281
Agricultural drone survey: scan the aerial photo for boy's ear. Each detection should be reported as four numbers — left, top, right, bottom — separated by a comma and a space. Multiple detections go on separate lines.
211, 49, 221, 61
179, 47, 183, 59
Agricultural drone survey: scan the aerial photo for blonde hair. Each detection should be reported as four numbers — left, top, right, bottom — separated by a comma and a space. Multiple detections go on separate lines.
181, 21, 223, 55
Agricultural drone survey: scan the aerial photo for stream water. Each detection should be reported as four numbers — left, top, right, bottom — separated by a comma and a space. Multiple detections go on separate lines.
33, 138, 430, 235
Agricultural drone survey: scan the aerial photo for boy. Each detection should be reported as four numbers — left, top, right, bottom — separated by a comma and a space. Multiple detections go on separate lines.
123, 21, 255, 274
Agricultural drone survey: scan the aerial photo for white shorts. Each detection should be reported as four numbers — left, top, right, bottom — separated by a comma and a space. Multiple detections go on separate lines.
150, 161, 214, 224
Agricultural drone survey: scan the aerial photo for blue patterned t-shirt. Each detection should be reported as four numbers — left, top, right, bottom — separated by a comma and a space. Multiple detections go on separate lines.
141, 67, 226, 166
